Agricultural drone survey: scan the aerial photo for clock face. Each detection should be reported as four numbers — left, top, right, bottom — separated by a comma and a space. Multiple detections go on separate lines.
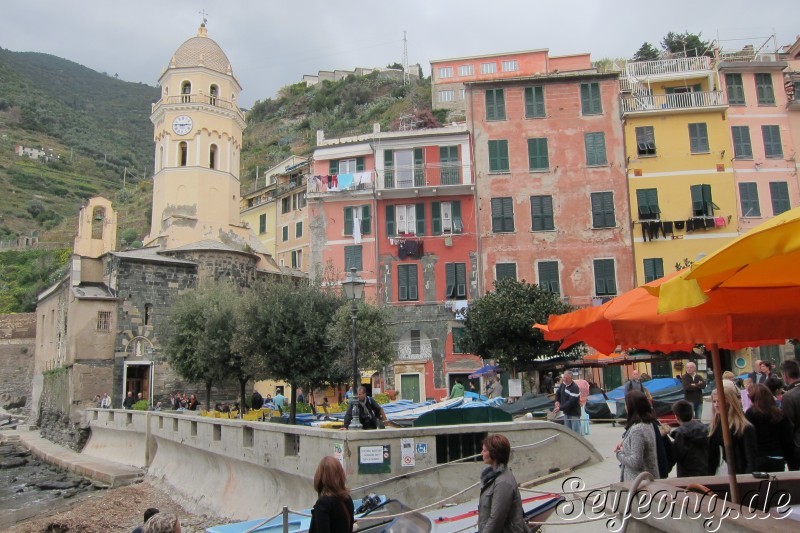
172, 115, 193, 136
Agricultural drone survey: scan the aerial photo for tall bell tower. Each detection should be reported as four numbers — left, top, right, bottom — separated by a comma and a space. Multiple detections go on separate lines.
145, 22, 247, 249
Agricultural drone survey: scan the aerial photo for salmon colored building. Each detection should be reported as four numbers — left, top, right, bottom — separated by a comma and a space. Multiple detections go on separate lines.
466, 62, 635, 310
431, 49, 592, 119
719, 48, 799, 234
309, 125, 482, 401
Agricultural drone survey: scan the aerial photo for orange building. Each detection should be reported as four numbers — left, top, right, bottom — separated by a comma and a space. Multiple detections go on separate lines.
309, 125, 482, 401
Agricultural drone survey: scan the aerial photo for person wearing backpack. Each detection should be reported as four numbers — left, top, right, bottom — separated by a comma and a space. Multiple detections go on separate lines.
343, 387, 387, 430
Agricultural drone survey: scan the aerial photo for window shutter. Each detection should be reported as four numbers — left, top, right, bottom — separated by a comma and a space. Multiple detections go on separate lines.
503, 197, 514, 231
496, 263, 517, 281
770, 181, 790, 215
580, 83, 590, 114
356, 157, 365, 172
595, 133, 606, 164
361, 205, 371, 234
445, 263, 455, 298
385, 205, 396, 236
602, 192, 615, 227
491, 197, 503, 232
636, 189, 650, 216
690, 185, 704, 214
343, 207, 353, 236
732, 126, 752, 158
416, 203, 426, 235
538, 261, 560, 295
591, 193, 603, 228
329, 160, 339, 174
398, 265, 408, 301
654, 259, 664, 280
431, 202, 442, 235
702, 184, 713, 216
345, 246, 362, 271
456, 263, 467, 298
644, 259, 654, 283
739, 182, 761, 217
413, 148, 424, 186
408, 265, 418, 300
451, 201, 462, 233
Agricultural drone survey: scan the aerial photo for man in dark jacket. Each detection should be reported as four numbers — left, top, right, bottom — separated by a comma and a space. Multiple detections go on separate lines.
554, 371, 581, 433
669, 400, 709, 477
681, 362, 706, 419
344, 386, 387, 430
623, 370, 645, 395
251, 390, 263, 410
123, 391, 135, 409
781, 359, 800, 470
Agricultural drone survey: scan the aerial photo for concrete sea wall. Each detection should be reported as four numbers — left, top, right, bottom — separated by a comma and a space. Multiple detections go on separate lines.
84, 409, 603, 520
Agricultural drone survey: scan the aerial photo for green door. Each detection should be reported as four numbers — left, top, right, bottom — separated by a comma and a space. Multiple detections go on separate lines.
650, 360, 673, 379
400, 374, 421, 402
602, 366, 623, 391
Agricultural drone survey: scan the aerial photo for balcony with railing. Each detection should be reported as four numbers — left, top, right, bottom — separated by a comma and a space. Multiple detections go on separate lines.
625, 56, 713, 81
621, 90, 726, 115
380, 162, 472, 190
307, 171, 375, 196
152, 93, 246, 121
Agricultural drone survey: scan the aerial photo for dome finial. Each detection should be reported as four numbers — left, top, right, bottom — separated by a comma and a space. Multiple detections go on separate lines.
197, 9, 209, 37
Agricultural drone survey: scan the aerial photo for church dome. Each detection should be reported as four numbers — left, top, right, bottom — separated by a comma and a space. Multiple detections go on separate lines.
168, 25, 233, 75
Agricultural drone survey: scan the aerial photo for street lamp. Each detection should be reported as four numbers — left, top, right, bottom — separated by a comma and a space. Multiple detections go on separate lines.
341, 267, 365, 429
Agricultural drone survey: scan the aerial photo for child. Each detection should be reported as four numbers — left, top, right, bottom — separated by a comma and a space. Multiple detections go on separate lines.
669, 400, 709, 477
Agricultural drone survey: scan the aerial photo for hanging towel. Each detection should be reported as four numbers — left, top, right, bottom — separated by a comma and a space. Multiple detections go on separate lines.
353, 215, 362, 244
686, 219, 694, 232
704, 218, 715, 229
714, 216, 726, 228
674, 220, 685, 231
663, 221, 674, 235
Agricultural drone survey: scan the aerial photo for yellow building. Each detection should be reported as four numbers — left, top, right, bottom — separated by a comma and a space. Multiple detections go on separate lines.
241, 179, 278, 258
621, 56, 738, 286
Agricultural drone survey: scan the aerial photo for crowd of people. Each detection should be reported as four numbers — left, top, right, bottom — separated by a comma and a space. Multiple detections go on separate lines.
614, 358, 800, 480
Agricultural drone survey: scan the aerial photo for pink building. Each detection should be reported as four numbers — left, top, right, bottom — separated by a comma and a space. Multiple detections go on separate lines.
466, 67, 635, 307
310, 125, 482, 401
431, 49, 592, 119
719, 48, 800, 232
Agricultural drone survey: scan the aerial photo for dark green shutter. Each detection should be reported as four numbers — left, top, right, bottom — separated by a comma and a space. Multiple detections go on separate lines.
690, 185, 704, 214
496, 263, 517, 281
591, 193, 603, 228
732, 126, 752, 158
345, 245, 362, 271
431, 202, 442, 235
502, 197, 514, 231
530, 195, 554, 231
689, 123, 709, 153
356, 157, 365, 172
361, 205, 371, 235
408, 265, 418, 300
385, 205, 396, 236
702, 185, 713, 216
580, 83, 590, 114
384, 150, 394, 188
445, 263, 455, 298
452, 201, 462, 233
726, 74, 745, 105
491, 197, 503, 232
738, 182, 761, 217
456, 263, 467, 298
538, 261, 560, 295
416, 203, 426, 235
259, 214, 266, 234
762, 125, 783, 158
413, 148, 424, 186
343, 207, 353, 236
329, 160, 339, 174
398, 265, 408, 301
525, 86, 545, 118
770, 181, 790, 215
528, 138, 549, 170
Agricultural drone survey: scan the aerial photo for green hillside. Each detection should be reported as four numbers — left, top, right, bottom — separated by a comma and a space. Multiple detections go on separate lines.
0, 47, 433, 312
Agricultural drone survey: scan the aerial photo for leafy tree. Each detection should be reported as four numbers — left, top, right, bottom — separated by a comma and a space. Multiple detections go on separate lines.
119, 228, 138, 246
386, 62, 403, 70
326, 302, 395, 387
661, 32, 712, 57
459, 279, 573, 371
234, 279, 344, 423
633, 42, 661, 61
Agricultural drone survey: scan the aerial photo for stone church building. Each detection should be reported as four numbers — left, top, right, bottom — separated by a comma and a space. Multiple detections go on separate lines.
32, 24, 288, 445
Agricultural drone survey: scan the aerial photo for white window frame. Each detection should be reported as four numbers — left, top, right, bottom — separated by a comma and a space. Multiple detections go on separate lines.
394, 150, 415, 188
501, 60, 518, 72
458, 64, 474, 76
395, 204, 417, 235
481, 62, 497, 74
438, 66, 454, 79
439, 90, 455, 102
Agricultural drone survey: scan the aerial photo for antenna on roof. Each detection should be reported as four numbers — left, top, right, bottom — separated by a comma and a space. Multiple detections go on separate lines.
199, 9, 209, 27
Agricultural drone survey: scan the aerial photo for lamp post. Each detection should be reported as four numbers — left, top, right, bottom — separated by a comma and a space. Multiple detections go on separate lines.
341, 267, 366, 428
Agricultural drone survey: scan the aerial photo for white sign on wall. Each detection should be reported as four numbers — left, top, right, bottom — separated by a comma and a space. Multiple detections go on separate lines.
508, 379, 522, 398
401, 438, 415, 467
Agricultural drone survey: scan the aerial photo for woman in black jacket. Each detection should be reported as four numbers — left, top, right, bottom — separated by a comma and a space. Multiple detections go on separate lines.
309, 456, 354, 533
708, 383, 757, 475
745, 384, 795, 472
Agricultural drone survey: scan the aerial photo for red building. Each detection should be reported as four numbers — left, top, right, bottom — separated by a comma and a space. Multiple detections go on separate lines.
465, 59, 635, 308
309, 125, 482, 401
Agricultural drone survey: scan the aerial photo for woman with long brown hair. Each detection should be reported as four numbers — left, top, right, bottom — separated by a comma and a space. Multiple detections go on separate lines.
309, 456, 354, 533
708, 383, 756, 474
745, 383, 795, 472
614, 390, 659, 481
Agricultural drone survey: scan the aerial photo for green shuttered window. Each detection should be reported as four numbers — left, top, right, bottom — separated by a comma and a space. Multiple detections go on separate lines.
530, 195, 554, 231
537, 261, 560, 296
524, 86, 545, 118
584, 132, 607, 166
643, 258, 664, 283
527, 138, 549, 170
770, 181, 790, 216
726, 73, 745, 105
690, 184, 714, 217
344, 245, 362, 271
755, 73, 775, 105
591, 192, 615, 228
738, 182, 761, 217
731, 126, 753, 159
580, 82, 602, 115
495, 263, 517, 282
636, 188, 660, 220
491, 197, 514, 232
445, 263, 468, 299
593, 259, 617, 296
688, 123, 710, 154
488, 140, 509, 172
762, 125, 783, 159
344, 206, 371, 236
398, 264, 418, 301
485, 89, 506, 120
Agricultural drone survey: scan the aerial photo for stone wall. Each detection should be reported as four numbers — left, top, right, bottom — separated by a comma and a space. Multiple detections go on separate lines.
38, 367, 89, 451
0, 313, 36, 415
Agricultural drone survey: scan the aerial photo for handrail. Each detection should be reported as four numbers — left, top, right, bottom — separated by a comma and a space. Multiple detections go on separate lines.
621, 91, 726, 113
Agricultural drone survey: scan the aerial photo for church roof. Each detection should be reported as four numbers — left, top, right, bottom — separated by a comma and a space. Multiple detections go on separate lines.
72, 283, 116, 300
112, 247, 197, 265
169, 25, 233, 75
166, 239, 250, 254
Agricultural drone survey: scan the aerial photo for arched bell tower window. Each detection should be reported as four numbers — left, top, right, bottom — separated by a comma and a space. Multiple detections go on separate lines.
181, 81, 191, 103
159, 146, 164, 172
209, 84, 219, 106
91, 207, 105, 239
179, 142, 188, 167
209, 144, 218, 169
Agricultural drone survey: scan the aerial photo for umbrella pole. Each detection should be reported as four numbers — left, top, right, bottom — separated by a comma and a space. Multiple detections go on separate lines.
710, 344, 740, 504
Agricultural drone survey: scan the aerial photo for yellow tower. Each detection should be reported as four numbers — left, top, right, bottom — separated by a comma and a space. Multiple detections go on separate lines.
146, 22, 248, 249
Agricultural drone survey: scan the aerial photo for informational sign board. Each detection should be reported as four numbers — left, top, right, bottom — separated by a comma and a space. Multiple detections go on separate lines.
508, 378, 522, 398
401, 438, 415, 467
358, 445, 391, 474
333, 442, 344, 466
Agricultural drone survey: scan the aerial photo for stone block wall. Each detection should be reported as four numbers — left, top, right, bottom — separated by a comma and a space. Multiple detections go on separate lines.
0, 313, 36, 415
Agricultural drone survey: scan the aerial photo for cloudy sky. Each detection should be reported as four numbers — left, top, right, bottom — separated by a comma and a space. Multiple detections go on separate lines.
2, 0, 796, 108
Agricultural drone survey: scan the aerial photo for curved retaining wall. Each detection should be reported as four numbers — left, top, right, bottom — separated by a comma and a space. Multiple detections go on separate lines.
85, 409, 603, 520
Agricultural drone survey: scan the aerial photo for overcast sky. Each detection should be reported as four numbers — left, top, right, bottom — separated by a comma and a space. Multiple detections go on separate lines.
2, 0, 796, 108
